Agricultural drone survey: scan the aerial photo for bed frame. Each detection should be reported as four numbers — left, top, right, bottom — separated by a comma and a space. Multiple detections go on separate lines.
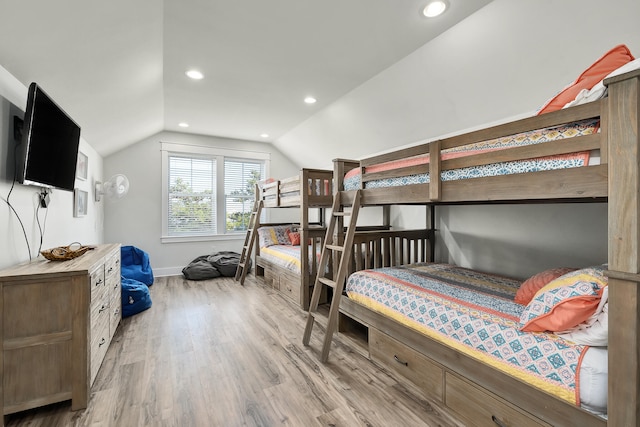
255, 169, 433, 309
255, 169, 333, 309
332, 69, 640, 426
335, 100, 606, 206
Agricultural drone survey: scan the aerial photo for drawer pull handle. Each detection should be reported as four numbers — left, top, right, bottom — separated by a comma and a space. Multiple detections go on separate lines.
491, 415, 506, 427
108, 267, 113, 273
95, 278, 103, 286
99, 305, 107, 313
99, 338, 106, 346
393, 355, 408, 366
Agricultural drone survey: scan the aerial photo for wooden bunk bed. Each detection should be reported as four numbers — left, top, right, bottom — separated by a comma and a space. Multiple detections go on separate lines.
254, 168, 333, 309
327, 69, 640, 426
254, 169, 433, 310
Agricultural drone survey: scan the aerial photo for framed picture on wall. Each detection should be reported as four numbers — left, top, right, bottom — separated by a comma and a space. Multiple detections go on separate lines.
76, 151, 88, 181
74, 189, 88, 217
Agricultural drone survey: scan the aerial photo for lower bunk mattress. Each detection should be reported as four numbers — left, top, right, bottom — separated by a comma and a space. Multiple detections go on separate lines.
258, 245, 321, 274
344, 263, 607, 415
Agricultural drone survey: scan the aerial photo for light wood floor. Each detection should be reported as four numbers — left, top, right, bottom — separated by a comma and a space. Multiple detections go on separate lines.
5, 274, 464, 427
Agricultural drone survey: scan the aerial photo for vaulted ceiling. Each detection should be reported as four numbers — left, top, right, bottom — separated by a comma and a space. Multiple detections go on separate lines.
0, 0, 492, 157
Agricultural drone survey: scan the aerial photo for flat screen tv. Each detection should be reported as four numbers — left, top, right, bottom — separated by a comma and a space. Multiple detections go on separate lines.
16, 82, 81, 192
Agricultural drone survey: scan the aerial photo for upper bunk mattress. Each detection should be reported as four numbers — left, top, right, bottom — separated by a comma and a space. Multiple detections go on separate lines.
344, 119, 600, 191
345, 263, 607, 413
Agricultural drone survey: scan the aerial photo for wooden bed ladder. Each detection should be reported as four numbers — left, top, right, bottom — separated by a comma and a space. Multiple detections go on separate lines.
234, 196, 264, 285
303, 190, 362, 362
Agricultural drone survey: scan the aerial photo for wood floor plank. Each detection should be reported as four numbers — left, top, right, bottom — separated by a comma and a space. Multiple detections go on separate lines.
5, 274, 464, 427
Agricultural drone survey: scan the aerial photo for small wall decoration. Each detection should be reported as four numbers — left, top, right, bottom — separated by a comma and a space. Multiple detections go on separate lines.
76, 151, 88, 181
74, 189, 88, 217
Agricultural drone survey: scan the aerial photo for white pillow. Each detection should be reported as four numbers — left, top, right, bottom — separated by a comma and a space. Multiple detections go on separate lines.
563, 58, 640, 109
556, 287, 608, 346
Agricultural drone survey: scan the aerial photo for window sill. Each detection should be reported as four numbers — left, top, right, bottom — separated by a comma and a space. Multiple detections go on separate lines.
161, 234, 245, 244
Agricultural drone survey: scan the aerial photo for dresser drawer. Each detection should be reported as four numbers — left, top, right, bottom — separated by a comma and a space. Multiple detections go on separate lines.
104, 252, 120, 283
90, 320, 110, 385
90, 266, 106, 302
90, 296, 109, 335
105, 268, 119, 291
109, 291, 121, 339
445, 373, 550, 427
369, 328, 444, 401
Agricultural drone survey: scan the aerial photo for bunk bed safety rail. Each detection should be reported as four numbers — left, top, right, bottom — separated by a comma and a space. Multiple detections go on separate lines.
350, 229, 431, 276
261, 169, 334, 207
337, 99, 607, 204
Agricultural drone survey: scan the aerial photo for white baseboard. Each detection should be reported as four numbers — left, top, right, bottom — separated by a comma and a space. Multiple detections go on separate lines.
152, 267, 184, 277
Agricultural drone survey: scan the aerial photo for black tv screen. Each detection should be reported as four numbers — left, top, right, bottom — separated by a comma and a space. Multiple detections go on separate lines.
17, 82, 81, 192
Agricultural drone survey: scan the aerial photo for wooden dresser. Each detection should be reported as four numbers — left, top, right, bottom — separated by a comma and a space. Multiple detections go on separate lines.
0, 243, 121, 421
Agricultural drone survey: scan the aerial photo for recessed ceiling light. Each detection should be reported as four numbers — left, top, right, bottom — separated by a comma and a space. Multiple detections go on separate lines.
304, 96, 317, 104
178, 122, 189, 128
423, 1, 447, 17
185, 69, 204, 80
260, 133, 269, 138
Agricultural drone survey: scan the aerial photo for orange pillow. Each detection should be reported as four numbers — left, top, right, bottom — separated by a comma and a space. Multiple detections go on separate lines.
288, 230, 301, 246
514, 267, 576, 305
537, 44, 635, 115
519, 266, 607, 332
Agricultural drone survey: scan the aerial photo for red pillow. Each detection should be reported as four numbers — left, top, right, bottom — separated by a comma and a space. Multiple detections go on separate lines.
287, 230, 301, 246
537, 44, 634, 115
515, 267, 576, 305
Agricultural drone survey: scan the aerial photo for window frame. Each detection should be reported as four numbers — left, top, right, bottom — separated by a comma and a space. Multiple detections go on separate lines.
161, 142, 270, 243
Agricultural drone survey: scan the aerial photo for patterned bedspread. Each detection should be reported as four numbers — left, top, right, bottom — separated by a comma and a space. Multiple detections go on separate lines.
345, 263, 587, 405
259, 245, 321, 274
344, 119, 599, 191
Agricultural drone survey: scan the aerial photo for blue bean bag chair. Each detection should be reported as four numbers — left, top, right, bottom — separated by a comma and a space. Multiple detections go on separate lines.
121, 245, 154, 286
121, 277, 152, 317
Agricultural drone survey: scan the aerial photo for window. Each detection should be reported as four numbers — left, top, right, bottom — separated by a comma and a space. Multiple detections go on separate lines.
168, 155, 216, 235
161, 143, 269, 242
224, 159, 264, 232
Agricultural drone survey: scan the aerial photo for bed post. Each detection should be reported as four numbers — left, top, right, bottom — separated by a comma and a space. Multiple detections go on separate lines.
428, 204, 435, 262
606, 68, 640, 427
300, 169, 311, 309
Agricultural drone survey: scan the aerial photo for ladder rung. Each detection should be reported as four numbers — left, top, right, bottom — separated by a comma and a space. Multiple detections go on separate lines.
307, 310, 329, 328
309, 309, 329, 319
247, 228, 254, 232
243, 245, 248, 250
318, 277, 336, 289
333, 211, 349, 217
238, 262, 246, 268
325, 244, 344, 252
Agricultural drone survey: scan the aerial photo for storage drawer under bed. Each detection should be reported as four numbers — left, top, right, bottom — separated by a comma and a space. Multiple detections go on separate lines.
445, 372, 550, 427
369, 328, 444, 401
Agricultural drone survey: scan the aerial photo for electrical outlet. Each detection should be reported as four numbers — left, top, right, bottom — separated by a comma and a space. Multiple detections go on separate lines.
39, 191, 50, 208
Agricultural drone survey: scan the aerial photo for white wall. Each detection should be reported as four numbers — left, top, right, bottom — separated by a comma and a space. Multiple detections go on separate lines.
0, 65, 103, 270
276, 0, 639, 278
103, 131, 300, 276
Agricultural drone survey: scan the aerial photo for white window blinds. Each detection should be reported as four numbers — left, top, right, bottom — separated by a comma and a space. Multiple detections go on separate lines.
168, 155, 216, 235
162, 142, 269, 241
224, 159, 264, 232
